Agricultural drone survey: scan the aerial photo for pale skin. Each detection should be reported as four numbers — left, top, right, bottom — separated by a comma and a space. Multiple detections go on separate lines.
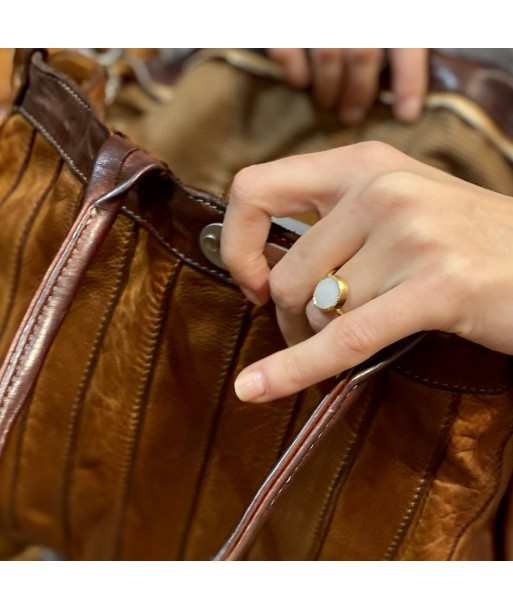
221, 142, 513, 403
268, 48, 428, 123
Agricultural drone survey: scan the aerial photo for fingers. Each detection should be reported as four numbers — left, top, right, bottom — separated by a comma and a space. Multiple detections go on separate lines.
309, 48, 346, 108
267, 49, 310, 89
270, 48, 429, 125
222, 143, 454, 307
234, 278, 442, 402
388, 48, 428, 122
268, 202, 368, 347
222, 144, 388, 305
337, 48, 383, 124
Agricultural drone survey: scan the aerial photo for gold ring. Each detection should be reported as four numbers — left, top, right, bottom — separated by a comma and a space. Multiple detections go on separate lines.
312, 270, 349, 315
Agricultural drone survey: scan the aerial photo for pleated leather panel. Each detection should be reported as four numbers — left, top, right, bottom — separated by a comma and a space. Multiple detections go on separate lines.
0, 117, 85, 548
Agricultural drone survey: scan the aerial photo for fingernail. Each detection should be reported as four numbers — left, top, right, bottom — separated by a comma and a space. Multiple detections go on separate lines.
234, 370, 266, 402
339, 106, 365, 125
396, 97, 422, 122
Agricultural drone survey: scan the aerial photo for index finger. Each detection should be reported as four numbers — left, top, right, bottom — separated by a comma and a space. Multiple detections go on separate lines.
222, 152, 354, 304
389, 48, 428, 122
221, 144, 409, 305
233, 277, 445, 402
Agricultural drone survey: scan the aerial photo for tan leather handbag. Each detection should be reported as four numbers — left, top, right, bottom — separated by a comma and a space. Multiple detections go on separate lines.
0, 48, 512, 561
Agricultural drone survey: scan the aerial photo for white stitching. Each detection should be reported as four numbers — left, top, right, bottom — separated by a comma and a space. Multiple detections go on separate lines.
0, 206, 97, 426
33, 63, 91, 111
121, 207, 234, 283
268, 384, 359, 508
18, 107, 87, 183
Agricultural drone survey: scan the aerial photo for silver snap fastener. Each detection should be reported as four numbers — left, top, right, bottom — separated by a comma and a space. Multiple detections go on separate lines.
199, 223, 226, 270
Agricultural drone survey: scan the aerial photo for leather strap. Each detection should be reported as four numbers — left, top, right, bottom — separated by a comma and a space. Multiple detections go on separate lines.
0, 134, 166, 457
213, 333, 425, 560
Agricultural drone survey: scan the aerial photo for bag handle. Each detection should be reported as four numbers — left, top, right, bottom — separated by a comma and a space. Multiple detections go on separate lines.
213, 334, 424, 560
0, 134, 166, 455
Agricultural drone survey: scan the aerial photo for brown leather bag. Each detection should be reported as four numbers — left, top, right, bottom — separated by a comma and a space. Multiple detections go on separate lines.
0, 48, 513, 561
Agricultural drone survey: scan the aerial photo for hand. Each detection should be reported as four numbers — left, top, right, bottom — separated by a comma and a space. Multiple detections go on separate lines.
221, 142, 513, 402
267, 48, 428, 124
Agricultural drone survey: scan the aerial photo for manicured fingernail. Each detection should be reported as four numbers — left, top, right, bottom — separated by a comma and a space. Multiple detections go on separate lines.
339, 106, 365, 125
234, 370, 266, 402
396, 97, 422, 122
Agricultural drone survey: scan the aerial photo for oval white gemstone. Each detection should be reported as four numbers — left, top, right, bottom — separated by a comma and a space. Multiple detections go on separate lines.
313, 276, 340, 310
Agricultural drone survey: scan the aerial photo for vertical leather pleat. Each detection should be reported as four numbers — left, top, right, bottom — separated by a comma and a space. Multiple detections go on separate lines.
59, 216, 138, 550
4, 212, 133, 549
119, 263, 248, 560
0, 158, 63, 342
0, 158, 84, 543
66, 232, 179, 559
397, 388, 513, 560
111, 259, 180, 559
0, 130, 64, 351
317, 371, 457, 560
0, 116, 35, 215
247, 378, 379, 561
181, 304, 314, 561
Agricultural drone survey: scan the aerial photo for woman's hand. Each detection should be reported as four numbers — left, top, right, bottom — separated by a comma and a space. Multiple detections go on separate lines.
267, 48, 428, 124
221, 142, 513, 402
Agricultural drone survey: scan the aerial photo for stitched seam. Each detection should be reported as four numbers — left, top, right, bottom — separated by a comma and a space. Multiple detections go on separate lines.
307, 384, 378, 560
394, 365, 511, 393
32, 63, 91, 111
2, 388, 33, 542
0, 127, 36, 213
179, 299, 250, 560
121, 207, 234, 283
268, 383, 361, 510
446, 406, 513, 560
0, 160, 63, 542
0, 159, 63, 344
384, 394, 459, 560
221, 382, 364, 559
181, 189, 301, 243
60, 220, 136, 552
18, 107, 87, 183
0, 206, 99, 435
111, 260, 181, 559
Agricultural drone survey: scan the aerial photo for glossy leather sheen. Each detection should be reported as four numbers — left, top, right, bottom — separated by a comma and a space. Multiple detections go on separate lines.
0, 50, 512, 561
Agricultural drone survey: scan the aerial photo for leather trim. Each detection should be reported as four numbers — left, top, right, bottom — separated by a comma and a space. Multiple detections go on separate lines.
213, 334, 427, 560
0, 135, 165, 457
16, 53, 109, 183
429, 51, 513, 143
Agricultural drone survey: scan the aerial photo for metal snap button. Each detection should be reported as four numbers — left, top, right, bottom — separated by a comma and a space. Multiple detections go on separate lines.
199, 223, 226, 270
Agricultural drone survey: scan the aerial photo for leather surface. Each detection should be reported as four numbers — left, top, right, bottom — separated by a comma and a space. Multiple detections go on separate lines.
0, 49, 512, 560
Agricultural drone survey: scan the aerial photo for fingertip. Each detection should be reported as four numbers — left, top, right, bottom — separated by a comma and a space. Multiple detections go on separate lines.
395, 96, 423, 123
339, 105, 366, 125
234, 369, 268, 402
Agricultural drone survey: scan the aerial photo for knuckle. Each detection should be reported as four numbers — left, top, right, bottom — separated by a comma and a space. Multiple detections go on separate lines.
281, 349, 309, 390
348, 141, 400, 167
229, 165, 260, 203
314, 48, 344, 63
268, 48, 300, 62
347, 48, 381, 64
331, 315, 375, 362
361, 171, 419, 216
269, 265, 301, 312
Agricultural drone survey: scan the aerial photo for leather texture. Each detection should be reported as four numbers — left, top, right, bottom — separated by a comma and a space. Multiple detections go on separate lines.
0, 49, 512, 561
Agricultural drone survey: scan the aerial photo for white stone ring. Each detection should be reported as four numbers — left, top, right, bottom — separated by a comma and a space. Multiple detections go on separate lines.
312, 270, 349, 315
